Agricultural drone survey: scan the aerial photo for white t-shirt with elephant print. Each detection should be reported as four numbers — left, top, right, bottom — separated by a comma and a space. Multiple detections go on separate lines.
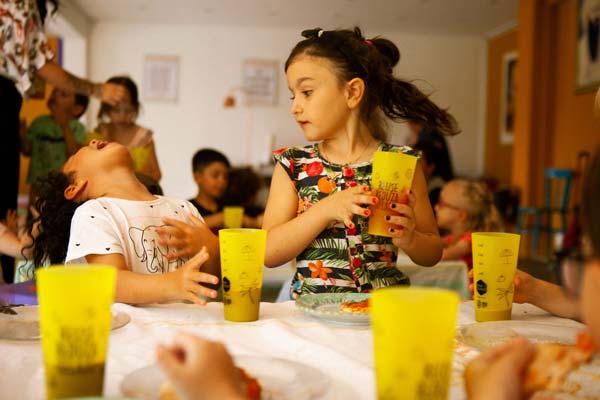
66, 196, 202, 274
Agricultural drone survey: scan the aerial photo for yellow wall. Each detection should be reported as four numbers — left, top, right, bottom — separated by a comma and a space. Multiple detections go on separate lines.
18, 36, 59, 195
485, 29, 518, 186
511, 0, 600, 207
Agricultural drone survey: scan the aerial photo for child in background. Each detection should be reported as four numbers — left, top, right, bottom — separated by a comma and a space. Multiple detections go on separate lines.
263, 27, 460, 297
20, 88, 89, 184
436, 179, 504, 267
28, 140, 219, 305
189, 149, 230, 230
96, 76, 161, 182
222, 167, 264, 229
413, 140, 453, 208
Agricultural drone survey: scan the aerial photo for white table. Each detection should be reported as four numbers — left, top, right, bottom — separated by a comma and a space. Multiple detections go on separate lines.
0, 301, 593, 399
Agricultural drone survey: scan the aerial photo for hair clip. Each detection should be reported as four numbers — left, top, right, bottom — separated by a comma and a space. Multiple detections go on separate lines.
365, 39, 373, 46
301, 28, 325, 39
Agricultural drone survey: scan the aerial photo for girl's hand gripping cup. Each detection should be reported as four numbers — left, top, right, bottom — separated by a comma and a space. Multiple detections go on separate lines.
368, 150, 418, 237
472, 232, 521, 322
37, 265, 116, 399
371, 287, 459, 399
219, 229, 267, 322
223, 206, 244, 229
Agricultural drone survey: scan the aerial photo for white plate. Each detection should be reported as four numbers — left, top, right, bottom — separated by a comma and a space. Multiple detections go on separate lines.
295, 293, 370, 326
457, 320, 583, 350
121, 356, 329, 400
0, 305, 130, 341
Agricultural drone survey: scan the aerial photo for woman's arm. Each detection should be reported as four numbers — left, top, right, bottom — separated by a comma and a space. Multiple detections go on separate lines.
36, 62, 126, 105
86, 249, 218, 305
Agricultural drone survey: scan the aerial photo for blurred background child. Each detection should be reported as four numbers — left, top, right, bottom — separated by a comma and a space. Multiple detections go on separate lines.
436, 179, 504, 267
189, 148, 230, 230
222, 166, 264, 229
96, 76, 161, 183
19, 88, 89, 185
413, 140, 454, 208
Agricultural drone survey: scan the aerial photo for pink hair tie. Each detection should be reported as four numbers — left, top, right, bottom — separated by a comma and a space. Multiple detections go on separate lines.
365, 39, 373, 46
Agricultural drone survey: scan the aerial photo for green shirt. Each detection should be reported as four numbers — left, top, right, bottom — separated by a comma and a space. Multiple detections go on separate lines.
26, 115, 86, 184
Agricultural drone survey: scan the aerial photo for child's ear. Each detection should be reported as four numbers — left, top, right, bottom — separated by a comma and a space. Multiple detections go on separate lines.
64, 179, 88, 201
346, 77, 365, 109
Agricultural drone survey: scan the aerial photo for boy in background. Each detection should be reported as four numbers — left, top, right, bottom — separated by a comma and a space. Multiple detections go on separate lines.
20, 88, 89, 184
189, 149, 230, 230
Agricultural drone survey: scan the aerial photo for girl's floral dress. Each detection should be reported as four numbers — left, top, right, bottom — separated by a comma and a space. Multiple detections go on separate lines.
273, 142, 418, 299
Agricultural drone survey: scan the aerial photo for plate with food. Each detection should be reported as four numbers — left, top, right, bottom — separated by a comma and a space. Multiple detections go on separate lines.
295, 293, 370, 326
121, 356, 329, 400
457, 320, 584, 351
0, 305, 131, 341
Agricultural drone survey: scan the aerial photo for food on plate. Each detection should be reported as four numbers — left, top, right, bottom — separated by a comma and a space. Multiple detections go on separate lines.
523, 331, 596, 395
340, 299, 370, 314
159, 366, 262, 400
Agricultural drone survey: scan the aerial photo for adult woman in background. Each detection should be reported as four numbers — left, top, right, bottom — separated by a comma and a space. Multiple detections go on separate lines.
0, 0, 125, 282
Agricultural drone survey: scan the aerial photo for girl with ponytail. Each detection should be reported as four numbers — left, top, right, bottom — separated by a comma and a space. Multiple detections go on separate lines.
435, 179, 504, 267
263, 27, 460, 298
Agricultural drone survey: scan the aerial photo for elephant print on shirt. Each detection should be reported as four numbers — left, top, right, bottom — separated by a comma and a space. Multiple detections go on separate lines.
129, 225, 184, 273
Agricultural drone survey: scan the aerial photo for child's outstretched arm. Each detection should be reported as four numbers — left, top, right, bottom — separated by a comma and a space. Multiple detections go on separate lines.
387, 162, 442, 266
86, 247, 219, 305
262, 164, 377, 267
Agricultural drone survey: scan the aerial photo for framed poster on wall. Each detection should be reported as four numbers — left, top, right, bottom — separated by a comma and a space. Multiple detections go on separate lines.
242, 59, 278, 107
500, 51, 517, 145
576, 0, 600, 92
143, 55, 179, 102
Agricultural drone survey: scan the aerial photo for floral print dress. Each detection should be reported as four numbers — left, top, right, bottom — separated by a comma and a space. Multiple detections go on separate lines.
273, 142, 418, 299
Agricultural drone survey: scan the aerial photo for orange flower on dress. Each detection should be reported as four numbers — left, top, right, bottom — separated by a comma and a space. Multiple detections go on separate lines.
308, 260, 332, 280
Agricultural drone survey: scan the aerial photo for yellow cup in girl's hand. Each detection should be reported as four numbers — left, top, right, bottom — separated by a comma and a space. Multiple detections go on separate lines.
368, 150, 418, 237
472, 232, 521, 322
371, 287, 459, 399
37, 265, 116, 399
223, 206, 244, 229
219, 229, 266, 322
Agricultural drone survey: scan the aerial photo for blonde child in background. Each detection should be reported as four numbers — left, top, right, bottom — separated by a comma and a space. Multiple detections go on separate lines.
28, 140, 219, 305
262, 27, 460, 298
436, 179, 504, 267
95, 76, 161, 182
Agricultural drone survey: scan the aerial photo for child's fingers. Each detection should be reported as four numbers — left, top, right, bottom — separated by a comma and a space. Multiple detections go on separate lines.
386, 214, 412, 229
185, 292, 208, 306
190, 271, 219, 286
166, 248, 194, 260
159, 236, 187, 248
188, 214, 206, 228
156, 344, 185, 376
187, 281, 218, 299
351, 205, 371, 218
162, 217, 191, 232
389, 202, 412, 214
354, 194, 378, 206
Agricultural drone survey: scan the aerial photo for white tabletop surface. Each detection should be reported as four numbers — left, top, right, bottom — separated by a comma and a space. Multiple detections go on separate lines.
0, 301, 595, 400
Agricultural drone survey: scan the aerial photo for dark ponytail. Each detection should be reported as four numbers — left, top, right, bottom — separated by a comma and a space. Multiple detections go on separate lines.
25, 171, 80, 267
36, 0, 59, 25
285, 27, 460, 141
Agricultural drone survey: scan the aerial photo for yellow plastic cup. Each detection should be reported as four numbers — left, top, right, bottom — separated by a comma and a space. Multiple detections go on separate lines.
472, 232, 521, 322
371, 287, 459, 399
223, 206, 244, 229
219, 229, 266, 322
368, 150, 418, 237
37, 265, 116, 399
